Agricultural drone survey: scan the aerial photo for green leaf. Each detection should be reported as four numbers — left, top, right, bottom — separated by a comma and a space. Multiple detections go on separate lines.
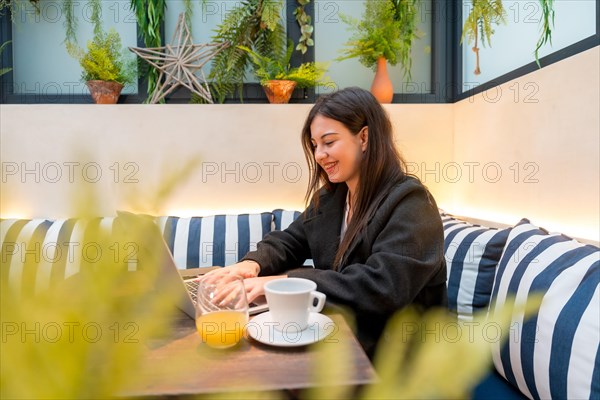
261, 0, 283, 31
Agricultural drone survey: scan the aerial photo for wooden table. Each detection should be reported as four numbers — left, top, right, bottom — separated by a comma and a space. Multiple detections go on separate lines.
120, 270, 377, 397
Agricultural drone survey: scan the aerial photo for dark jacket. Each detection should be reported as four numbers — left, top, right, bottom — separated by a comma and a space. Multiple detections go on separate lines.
243, 176, 447, 356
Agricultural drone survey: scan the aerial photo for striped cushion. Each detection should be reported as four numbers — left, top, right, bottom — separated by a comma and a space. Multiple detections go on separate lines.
272, 209, 314, 267
1, 218, 117, 295
441, 212, 511, 321
489, 219, 600, 399
272, 209, 301, 231
155, 213, 273, 269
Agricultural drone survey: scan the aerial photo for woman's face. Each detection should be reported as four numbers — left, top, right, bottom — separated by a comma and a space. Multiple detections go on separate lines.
310, 114, 368, 193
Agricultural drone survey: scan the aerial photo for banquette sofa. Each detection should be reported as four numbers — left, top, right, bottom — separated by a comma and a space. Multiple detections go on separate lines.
1, 209, 598, 399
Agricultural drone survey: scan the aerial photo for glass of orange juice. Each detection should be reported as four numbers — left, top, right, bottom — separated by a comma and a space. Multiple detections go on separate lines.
195, 276, 249, 349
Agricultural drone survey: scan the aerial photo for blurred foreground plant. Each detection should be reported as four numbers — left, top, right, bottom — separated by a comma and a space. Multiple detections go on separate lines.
0, 159, 200, 399
307, 297, 540, 399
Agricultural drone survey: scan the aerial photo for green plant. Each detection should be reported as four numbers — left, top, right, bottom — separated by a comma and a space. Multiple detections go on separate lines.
338, 0, 419, 79
62, 0, 102, 45
183, 0, 193, 34
294, 0, 313, 54
534, 0, 555, 66
0, 40, 11, 77
0, 158, 201, 399
461, 0, 507, 75
239, 40, 329, 88
209, 0, 287, 102
461, 0, 556, 73
130, 0, 166, 101
0, 0, 40, 18
307, 297, 542, 400
67, 27, 136, 84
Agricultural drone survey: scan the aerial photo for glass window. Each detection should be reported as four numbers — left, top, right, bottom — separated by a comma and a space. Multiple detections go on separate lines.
164, 0, 291, 84
461, 0, 596, 91
11, 0, 138, 97
314, 0, 432, 95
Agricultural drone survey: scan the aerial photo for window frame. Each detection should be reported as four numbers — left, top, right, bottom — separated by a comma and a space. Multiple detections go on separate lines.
0, 0, 598, 104
453, 0, 600, 102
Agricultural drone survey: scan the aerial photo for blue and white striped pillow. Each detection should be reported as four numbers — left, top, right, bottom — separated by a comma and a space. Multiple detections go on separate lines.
156, 213, 273, 269
1, 217, 117, 294
272, 209, 301, 231
489, 219, 599, 400
441, 213, 511, 321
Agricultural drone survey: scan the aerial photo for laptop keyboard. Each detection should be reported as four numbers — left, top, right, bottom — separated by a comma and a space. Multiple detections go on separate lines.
184, 278, 200, 304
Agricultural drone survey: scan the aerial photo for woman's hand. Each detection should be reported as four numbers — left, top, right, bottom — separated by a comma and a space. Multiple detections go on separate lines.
201, 260, 261, 283
244, 275, 287, 303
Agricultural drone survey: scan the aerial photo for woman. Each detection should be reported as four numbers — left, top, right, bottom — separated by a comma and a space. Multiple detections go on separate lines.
205, 87, 446, 356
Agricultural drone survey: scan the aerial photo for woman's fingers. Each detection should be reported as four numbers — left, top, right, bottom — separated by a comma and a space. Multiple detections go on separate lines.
206, 279, 246, 307
200, 268, 228, 284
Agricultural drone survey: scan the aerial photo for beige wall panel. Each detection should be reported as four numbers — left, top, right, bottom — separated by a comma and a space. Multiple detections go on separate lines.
0, 104, 454, 218
452, 46, 599, 241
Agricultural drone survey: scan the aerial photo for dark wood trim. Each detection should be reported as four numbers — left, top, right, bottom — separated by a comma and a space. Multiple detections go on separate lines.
0, 10, 14, 104
286, 0, 316, 103
451, 0, 463, 103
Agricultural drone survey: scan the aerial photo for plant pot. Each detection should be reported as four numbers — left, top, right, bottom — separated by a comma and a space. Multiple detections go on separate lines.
262, 80, 297, 104
86, 80, 124, 104
370, 57, 393, 103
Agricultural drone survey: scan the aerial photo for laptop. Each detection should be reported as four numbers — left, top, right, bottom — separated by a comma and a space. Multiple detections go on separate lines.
117, 211, 268, 319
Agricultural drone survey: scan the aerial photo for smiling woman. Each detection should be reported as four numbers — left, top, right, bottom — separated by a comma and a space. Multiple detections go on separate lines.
202, 87, 448, 357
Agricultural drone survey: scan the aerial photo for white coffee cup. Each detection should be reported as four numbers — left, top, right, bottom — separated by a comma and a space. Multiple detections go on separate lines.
264, 278, 326, 331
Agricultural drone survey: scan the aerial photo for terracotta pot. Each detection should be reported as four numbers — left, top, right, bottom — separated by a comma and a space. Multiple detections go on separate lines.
370, 57, 393, 103
86, 80, 124, 104
262, 80, 297, 104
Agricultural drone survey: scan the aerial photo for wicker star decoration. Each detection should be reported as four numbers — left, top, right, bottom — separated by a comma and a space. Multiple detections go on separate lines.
129, 13, 227, 104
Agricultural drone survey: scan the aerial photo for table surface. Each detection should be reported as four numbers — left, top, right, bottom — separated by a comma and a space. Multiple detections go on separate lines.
120, 269, 377, 396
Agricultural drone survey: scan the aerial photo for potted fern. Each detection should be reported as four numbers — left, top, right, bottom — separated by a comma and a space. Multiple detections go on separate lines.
239, 40, 329, 104
67, 27, 136, 104
338, 0, 419, 103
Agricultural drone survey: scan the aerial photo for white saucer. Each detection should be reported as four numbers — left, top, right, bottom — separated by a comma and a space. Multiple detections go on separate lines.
246, 312, 335, 347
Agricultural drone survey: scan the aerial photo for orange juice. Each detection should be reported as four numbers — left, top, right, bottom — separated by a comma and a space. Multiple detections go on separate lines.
196, 310, 248, 348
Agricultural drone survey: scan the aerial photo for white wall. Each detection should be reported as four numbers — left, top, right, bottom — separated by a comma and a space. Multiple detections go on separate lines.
0, 103, 454, 218
453, 46, 599, 241
1, 47, 598, 241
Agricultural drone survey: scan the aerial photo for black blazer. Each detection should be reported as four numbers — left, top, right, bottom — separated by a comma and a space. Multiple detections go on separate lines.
243, 176, 447, 356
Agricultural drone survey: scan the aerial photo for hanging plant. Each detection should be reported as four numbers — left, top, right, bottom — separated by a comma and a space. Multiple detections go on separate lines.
294, 0, 313, 54
461, 0, 506, 75
534, 0, 555, 66
184, 0, 193, 34
130, 0, 166, 102
462, 0, 555, 74
63, 0, 77, 44
390, 0, 419, 80
62, 0, 102, 45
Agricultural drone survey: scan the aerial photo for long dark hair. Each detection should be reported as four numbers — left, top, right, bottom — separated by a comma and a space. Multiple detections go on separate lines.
301, 87, 408, 269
